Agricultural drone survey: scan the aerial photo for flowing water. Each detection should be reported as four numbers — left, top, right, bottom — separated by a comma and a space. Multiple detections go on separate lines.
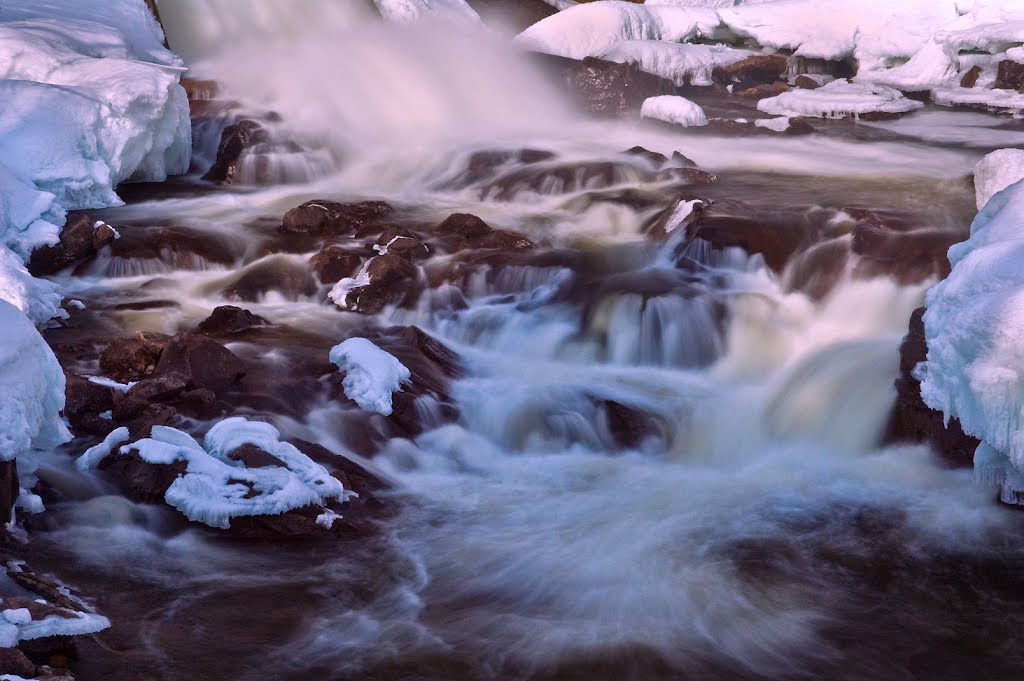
30, 3, 1024, 680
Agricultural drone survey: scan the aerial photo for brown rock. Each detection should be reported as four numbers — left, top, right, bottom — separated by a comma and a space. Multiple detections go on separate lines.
112, 372, 190, 420
995, 60, 1024, 91
960, 65, 982, 88
0, 460, 17, 526
568, 57, 673, 117
688, 212, 815, 272
281, 200, 393, 235
482, 160, 650, 200
884, 307, 980, 466
335, 254, 419, 314
102, 449, 186, 502
227, 443, 285, 468
197, 305, 268, 335
99, 336, 168, 383
309, 246, 362, 284
374, 229, 430, 260
436, 213, 492, 239
63, 374, 115, 435
0, 647, 36, 678
155, 334, 246, 394
794, 75, 821, 90
201, 119, 268, 185
443, 148, 556, 189
735, 81, 790, 98
713, 55, 789, 89
105, 225, 236, 271
180, 78, 218, 101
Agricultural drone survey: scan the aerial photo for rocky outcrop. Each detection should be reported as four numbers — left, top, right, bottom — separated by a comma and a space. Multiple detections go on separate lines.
994, 60, 1024, 92
884, 307, 979, 466
28, 213, 116, 276
567, 57, 674, 117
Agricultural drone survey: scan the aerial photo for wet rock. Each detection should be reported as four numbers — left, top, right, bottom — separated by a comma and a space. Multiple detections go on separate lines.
227, 443, 285, 468
601, 400, 660, 449
884, 307, 980, 466
112, 372, 190, 421
197, 305, 268, 335
684, 204, 819, 272
221, 256, 318, 301
374, 229, 430, 261
155, 334, 246, 394
0, 647, 36, 678
434, 213, 534, 253
960, 65, 982, 88
309, 246, 363, 284
180, 77, 218, 100
63, 374, 116, 435
712, 55, 789, 89
782, 237, 850, 300
125, 404, 180, 440
794, 74, 821, 90
995, 60, 1024, 91
656, 166, 719, 184
568, 57, 673, 117
101, 449, 186, 503
99, 334, 169, 383
28, 213, 115, 276
281, 200, 393, 235
0, 460, 17, 526
335, 254, 419, 315
848, 211, 960, 284
105, 225, 236, 271
735, 81, 790, 98
202, 119, 268, 185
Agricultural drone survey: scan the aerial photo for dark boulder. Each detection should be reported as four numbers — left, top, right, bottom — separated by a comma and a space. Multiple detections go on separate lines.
281, 200, 393, 235
28, 212, 116, 276
995, 60, 1024, 91
883, 307, 980, 466
434, 213, 534, 252
155, 333, 246, 394
0, 647, 36, 678
197, 305, 268, 335
0, 459, 17, 526
712, 55, 789, 89
227, 443, 285, 468
374, 228, 430, 260
481, 160, 650, 200
99, 333, 170, 383
309, 246, 363, 284
63, 374, 116, 435
105, 225, 236, 271
202, 119, 268, 185
333, 254, 419, 314
443, 148, 556, 189
101, 449, 186, 503
686, 207, 817, 272
112, 372, 190, 421
568, 57, 674, 117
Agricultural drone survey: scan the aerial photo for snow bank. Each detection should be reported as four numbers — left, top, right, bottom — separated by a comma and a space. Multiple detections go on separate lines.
918, 161, 1024, 482
757, 80, 923, 119
0, 607, 109, 648
974, 149, 1024, 210
373, 0, 480, 24
515, 2, 718, 60
122, 418, 351, 529
0, 300, 71, 461
330, 338, 411, 416
640, 95, 708, 127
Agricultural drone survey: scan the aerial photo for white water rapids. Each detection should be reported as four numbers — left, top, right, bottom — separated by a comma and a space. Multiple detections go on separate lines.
35, 2, 1024, 680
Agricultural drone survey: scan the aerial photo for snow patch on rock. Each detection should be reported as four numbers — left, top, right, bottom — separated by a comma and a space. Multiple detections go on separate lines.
330, 338, 411, 416
757, 80, 924, 119
641, 95, 708, 127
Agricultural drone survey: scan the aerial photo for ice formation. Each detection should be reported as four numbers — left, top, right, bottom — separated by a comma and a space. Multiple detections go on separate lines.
330, 338, 412, 416
373, 0, 480, 24
0, 607, 109, 649
757, 80, 924, 119
0, 300, 71, 461
918, 154, 1024, 494
640, 95, 708, 127
121, 418, 351, 529
600, 41, 755, 87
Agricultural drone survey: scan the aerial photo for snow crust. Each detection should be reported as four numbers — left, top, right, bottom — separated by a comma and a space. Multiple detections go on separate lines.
757, 80, 924, 119
974, 149, 1024, 210
330, 338, 411, 416
373, 0, 480, 24
918, 162, 1024, 479
640, 95, 708, 127
0, 301, 71, 461
121, 418, 351, 529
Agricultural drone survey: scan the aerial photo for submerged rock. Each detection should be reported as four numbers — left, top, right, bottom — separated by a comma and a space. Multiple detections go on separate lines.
197, 305, 268, 335
201, 119, 268, 185
155, 333, 246, 394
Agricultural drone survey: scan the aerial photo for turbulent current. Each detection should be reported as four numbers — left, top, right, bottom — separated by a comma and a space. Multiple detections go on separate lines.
27, 2, 1024, 680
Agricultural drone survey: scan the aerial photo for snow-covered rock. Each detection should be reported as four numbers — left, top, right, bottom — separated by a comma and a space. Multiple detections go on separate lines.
330, 338, 411, 416
974, 149, 1024, 210
918, 162, 1024, 487
515, 1, 719, 60
0, 300, 71, 461
121, 418, 352, 529
757, 80, 924, 119
640, 95, 708, 127
600, 41, 756, 87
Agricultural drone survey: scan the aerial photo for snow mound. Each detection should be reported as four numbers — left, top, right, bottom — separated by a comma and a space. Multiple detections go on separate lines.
515, 1, 718, 60
122, 418, 352, 529
600, 40, 756, 87
0, 608, 109, 649
974, 149, 1024, 210
373, 0, 480, 24
0, 300, 71, 461
640, 95, 708, 127
918, 164, 1024, 477
76, 427, 131, 470
757, 80, 924, 119
330, 338, 411, 416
